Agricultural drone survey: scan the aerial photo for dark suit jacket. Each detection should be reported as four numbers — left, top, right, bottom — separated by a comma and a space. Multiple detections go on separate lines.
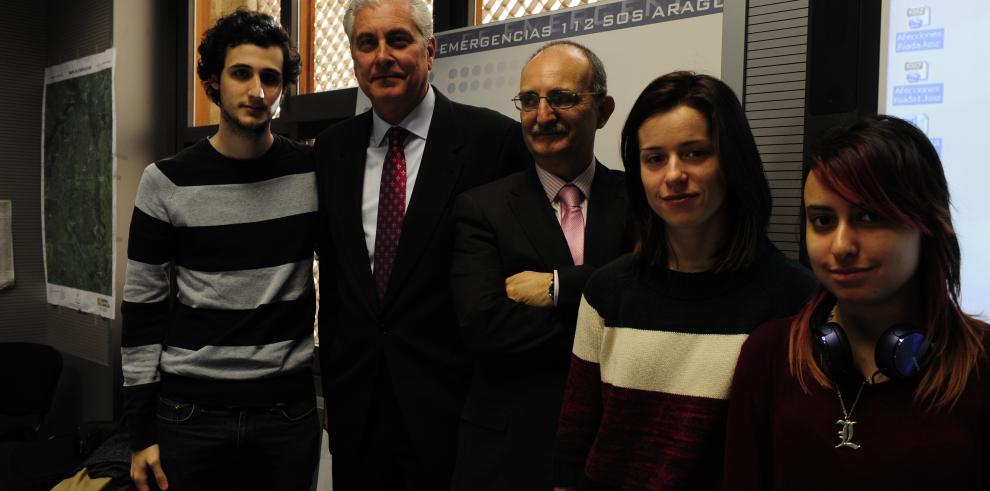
313, 89, 529, 489
449, 163, 635, 490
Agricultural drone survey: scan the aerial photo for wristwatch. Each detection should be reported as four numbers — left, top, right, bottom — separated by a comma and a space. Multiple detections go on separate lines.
547, 274, 555, 302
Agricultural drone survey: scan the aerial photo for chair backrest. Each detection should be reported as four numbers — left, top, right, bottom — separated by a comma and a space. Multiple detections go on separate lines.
0, 343, 63, 417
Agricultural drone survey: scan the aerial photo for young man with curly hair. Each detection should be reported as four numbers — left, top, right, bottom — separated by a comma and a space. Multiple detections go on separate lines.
121, 9, 319, 490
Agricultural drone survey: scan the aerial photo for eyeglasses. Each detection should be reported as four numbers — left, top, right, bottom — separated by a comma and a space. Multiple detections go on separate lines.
512, 90, 603, 111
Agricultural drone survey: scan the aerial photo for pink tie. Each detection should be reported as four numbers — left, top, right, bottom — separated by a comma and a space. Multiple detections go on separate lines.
557, 184, 585, 266
373, 126, 408, 299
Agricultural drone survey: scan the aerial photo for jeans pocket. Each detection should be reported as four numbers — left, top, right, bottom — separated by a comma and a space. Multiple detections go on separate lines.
156, 396, 198, 423
273, 399, 317, 422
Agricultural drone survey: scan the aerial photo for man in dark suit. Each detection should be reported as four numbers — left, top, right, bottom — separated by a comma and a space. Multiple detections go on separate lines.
312, 0, 529, 489
449, 41, 635, 490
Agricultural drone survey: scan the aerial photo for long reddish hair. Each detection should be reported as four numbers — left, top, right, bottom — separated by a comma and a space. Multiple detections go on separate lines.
789, 115, 987, 411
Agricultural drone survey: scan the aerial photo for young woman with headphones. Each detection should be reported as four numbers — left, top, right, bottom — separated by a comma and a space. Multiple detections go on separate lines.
722, 115, 990, 490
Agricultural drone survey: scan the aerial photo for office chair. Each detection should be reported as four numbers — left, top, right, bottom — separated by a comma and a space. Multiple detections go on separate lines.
0, 342, 63, 442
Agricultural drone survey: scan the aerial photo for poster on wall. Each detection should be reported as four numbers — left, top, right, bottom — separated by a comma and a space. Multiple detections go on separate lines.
357, 0, 724, 169
41, 48, 116, 319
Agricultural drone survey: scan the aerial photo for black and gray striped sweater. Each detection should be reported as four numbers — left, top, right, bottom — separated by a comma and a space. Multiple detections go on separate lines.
120, 135, 317, 450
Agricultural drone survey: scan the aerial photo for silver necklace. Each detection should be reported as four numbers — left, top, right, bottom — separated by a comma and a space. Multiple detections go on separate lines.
834, 380, 867, 450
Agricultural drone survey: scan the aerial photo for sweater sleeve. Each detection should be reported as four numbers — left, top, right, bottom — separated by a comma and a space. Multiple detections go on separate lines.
554, 295, 606, 487
120, 164, 175, 451
722, 319, 783, 491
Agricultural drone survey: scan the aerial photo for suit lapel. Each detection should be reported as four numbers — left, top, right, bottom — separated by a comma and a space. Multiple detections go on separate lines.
333, 112, 381, 310
584, 162, 628, 266
509, 167, 574, 268
384, 91, 466, 304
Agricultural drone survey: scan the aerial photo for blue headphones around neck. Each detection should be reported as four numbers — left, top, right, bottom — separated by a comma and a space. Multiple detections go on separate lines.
811, 299, 931, 380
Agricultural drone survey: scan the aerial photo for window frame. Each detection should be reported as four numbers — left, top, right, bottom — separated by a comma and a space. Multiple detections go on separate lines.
171, 0, 467, 150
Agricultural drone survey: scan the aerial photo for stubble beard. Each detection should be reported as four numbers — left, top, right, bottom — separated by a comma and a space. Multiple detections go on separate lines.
219, 102, 271, 137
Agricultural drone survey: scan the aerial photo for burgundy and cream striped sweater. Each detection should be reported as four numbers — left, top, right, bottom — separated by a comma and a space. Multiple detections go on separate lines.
554, 246, 816, 490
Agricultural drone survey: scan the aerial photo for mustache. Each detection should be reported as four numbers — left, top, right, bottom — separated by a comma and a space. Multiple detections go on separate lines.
528, 122, 567, 136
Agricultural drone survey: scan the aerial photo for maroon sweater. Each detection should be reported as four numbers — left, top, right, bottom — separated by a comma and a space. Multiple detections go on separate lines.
723, 317, 990, 490
554, 248, 816, 490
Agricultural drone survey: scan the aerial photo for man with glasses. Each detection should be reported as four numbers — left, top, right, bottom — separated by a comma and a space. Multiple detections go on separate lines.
449, 41, 634, 490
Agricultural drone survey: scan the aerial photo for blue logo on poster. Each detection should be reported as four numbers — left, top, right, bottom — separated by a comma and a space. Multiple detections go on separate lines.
904, 60, 929, 83
907, 6, 931, 29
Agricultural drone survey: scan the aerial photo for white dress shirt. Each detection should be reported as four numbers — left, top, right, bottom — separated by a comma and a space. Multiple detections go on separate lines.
361, 87, 436, 270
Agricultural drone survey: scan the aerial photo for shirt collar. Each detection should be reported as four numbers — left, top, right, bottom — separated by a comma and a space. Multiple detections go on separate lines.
535, 158, 596, 203
371, 85, 436, 146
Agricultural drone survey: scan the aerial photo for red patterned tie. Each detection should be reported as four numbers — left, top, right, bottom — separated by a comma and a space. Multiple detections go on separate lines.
373, 126, 409, 298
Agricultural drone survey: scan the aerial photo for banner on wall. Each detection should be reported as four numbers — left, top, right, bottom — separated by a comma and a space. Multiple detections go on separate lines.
357, 0, 724, 169
41, 48, 116, 319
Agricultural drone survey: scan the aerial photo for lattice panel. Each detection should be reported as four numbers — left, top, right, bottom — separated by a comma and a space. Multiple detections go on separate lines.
313, 0, 355, 91
211, 0, 280, 22
480, 0, 597, 24
312, 0, 433, 92
254, 0, 281, 19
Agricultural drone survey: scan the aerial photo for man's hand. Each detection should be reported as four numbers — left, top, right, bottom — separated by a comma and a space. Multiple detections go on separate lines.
505, 271, 553, 308
131, 444, 168, 491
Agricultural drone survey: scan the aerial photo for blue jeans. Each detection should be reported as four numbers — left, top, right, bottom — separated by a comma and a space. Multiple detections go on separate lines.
156, 395, 321, 491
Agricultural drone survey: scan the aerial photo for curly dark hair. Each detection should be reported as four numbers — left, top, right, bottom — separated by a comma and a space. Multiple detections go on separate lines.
196, 9, 301, 105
